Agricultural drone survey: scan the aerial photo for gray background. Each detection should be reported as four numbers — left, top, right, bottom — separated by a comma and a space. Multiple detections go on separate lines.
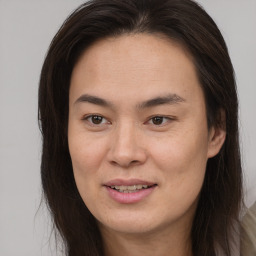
0, 0, 255, 255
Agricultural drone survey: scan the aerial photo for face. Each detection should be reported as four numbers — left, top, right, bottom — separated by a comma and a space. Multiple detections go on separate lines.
68, 34, 224, 237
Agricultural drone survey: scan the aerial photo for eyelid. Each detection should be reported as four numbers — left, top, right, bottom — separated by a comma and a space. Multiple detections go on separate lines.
81, 114, 175, 127
82, 114, 111, 126
146, 115, 176, 126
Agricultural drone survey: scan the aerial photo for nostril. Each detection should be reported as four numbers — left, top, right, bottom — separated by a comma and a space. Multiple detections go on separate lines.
110, 159, 140, 167
108, 145, 147, 167
110, 160, 119, 166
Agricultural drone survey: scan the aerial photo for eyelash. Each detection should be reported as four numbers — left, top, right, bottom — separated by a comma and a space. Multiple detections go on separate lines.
82, 114, 175, 127
83, 114, 110, 126
146, 116, 174, 126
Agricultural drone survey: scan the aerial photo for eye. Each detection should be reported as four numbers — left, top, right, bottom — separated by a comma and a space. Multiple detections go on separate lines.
148, 116, 173, 126
84, 115, 109, 125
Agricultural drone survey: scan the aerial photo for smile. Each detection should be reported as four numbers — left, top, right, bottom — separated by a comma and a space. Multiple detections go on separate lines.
110, 184, 155, 193
104, 180, 157, 204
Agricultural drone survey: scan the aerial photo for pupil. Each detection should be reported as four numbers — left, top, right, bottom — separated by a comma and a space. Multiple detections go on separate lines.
153, 116, 163, 125
92, 115, 102, 124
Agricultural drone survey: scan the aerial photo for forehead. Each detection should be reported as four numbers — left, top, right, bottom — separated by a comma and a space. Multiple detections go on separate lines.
70, 33, 203, 106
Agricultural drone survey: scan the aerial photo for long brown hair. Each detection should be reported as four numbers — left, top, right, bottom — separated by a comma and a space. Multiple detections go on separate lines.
38, 0, 242, 255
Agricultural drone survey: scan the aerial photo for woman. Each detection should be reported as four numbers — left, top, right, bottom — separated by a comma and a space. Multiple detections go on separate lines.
38, 0, 242, 255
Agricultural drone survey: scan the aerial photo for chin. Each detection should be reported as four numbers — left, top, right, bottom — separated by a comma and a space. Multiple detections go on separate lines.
96, 208, 180, 237
95, 199, 198, 237
97, 211, 157, 234
100, 221, 158, 235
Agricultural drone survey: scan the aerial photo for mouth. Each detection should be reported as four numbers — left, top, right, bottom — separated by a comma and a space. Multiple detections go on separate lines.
104, 179, 157, 204
108, 184, 157, 193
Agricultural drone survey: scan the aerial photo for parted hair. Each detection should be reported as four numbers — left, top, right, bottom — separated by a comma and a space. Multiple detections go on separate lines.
38, 0, 242, 255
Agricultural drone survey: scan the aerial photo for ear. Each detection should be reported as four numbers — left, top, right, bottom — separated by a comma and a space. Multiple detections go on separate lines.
207, 110, 226, 158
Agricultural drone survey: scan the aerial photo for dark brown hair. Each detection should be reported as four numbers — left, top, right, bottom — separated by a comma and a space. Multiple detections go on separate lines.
38, 0, 242, 255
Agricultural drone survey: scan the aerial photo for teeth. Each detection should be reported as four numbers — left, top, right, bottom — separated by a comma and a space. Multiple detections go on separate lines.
128, 185, 137, 190
120, 185, 126, 190
110, 184, 151, 193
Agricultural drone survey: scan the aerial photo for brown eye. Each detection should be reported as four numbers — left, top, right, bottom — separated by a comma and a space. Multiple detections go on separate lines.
148, 116, 173, 126
152, 116, 164, 125
91, 115, 103, 124
85, 115, 108, 125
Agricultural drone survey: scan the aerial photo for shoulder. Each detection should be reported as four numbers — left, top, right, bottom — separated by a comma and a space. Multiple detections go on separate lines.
241, 201, 256, 256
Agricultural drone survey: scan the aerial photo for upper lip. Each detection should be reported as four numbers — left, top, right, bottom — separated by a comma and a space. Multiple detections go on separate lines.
104, 179, 156, 187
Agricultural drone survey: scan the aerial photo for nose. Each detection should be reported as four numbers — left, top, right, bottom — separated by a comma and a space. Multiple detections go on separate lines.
107, 121, 147, 168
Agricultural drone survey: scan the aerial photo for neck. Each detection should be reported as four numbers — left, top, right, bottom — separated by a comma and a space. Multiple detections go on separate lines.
99, 223, 193, 256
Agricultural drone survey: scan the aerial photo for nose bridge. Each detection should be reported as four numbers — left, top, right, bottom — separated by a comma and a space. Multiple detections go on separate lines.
117, 120, 136, 150
109, 119, 146, 167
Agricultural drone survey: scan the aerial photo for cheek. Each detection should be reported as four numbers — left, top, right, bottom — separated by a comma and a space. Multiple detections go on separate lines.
67, 128, 109, 202
149, 128, 209, 204
68, 131, 107, 173
150, 131, 209, 173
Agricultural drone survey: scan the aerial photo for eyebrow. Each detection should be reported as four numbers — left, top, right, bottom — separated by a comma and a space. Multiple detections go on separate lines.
74, 93, 185, 109
74, 94, 113, 107
137, 93, 185, 109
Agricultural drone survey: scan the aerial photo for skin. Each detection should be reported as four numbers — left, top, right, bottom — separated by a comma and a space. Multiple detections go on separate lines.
68, 34, 226, 256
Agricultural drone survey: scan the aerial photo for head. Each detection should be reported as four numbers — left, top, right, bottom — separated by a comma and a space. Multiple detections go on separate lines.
38, 0, 242, 255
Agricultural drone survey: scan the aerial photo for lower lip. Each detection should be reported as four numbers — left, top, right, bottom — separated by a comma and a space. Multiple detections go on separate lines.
105, 186, 156, 204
